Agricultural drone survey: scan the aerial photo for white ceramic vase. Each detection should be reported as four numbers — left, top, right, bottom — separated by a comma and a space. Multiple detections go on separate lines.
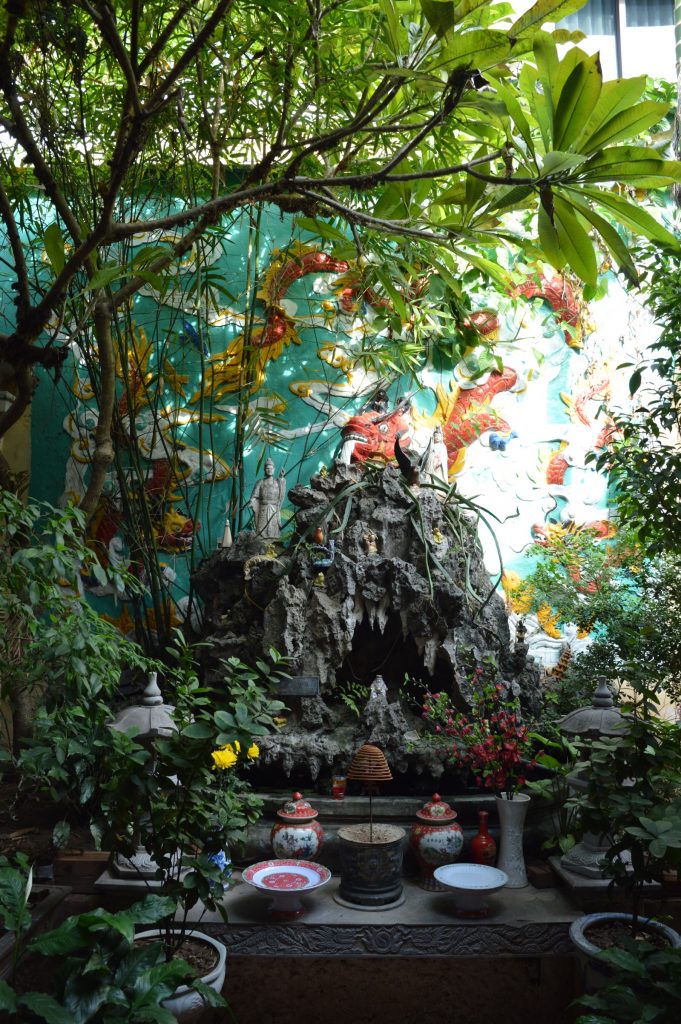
495, 793, 530, 888
135, 929, 226, 1021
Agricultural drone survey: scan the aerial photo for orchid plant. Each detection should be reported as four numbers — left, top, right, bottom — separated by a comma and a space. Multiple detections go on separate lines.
421, 666, 538, 800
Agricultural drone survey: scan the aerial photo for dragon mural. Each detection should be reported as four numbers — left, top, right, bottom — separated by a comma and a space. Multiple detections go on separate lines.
336, 368, 518, 474
37, 197, 641, 666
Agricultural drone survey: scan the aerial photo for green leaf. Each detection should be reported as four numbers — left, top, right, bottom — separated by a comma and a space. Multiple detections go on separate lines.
451, 247, 512, 289
420, 0, 456, 38
19, 992, 74, 1024
553, 56, 601, 151
43, 223, 66, 276
130, 1004, 177, 1024
533, 30, 558, 114
52, 820, 71, 849
380, 0, 402, 54
561, 192, 639, 285
181, 721, 214, 740
487, 75, 536, 156
578, 148, 681, 188
465, 146, 491, 215
0, 980, 17, 1012
213, 710, 236, 731
581, 100, 670, 154
509, 0, 586, 39
373, 268, 408, 320
62, 968, 111, 1022
294, 217, 347, 242
453, 0, 492, 17
442, 29, 511, 71
649, 837, 667, 858
582, 186, 679, 247
87, 264, 126, 291
542, 151, 587, 176
191, 978, 228, 1007
126, 895, 177, 926
483, 182, 535, 215
519, 64, 552, 151
537, 203, 566, 273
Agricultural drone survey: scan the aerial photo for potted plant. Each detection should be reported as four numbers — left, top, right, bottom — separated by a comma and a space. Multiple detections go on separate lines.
0, 489, 153, 857
0, 852, 72, 985
574, 938, 681, 1023
98, 642, 286, 1018
0, 879, 223, 1023
567, 671, 681, 989
421, 663, 538, 887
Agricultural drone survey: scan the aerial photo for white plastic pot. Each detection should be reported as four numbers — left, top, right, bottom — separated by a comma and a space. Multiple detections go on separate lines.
135, 928, 226, 1021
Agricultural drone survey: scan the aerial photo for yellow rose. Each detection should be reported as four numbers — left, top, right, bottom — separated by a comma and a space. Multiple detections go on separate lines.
247, 742, 260, 760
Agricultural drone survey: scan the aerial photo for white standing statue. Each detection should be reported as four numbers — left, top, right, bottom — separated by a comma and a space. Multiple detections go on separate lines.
368, 674, 389, 703
248, 458, 286, 539
424, 425, 449, 489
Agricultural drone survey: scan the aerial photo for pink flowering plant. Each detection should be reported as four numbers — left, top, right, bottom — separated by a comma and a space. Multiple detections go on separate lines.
421, 667, 538, 800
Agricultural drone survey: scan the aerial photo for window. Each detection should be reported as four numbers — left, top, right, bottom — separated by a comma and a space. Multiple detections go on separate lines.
563, 0, 616, 34
625, 0, 673, 28
559, 0, 675, 79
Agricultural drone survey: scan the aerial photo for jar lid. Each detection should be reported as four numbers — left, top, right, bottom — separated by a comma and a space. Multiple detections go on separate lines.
415, 793, 457, 823
277, 792, 319, 821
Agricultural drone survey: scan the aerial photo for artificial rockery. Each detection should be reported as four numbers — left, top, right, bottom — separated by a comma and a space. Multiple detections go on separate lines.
193, 459, 539, 786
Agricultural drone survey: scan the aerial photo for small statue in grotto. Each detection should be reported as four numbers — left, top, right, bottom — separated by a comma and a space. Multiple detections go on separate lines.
368, 674, 388, 703
362, 528, 379, 556
247, 458, 286, 539
423, 424, 449, 490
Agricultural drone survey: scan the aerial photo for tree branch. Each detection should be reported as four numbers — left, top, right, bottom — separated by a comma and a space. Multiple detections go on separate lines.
147, 0, 235, 112
138, 1, 194, 74
0, 365, 33, 443
80, 0, 143, 116
377, 70, 468, 177
299, 189, 452, 243
0, 69, 84, 247
130, 0, 141, 71
0, 178, 30, 327
78, 297, 116, 523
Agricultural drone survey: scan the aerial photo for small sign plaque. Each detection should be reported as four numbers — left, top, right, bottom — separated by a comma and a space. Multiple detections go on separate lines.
276, 675, 320, 697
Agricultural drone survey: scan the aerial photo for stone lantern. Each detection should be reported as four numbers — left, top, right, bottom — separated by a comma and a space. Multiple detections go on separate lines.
557, 675, 626, 879
108, 673, 177, 879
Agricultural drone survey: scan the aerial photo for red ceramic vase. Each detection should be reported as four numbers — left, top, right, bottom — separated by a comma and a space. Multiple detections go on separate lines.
470, 810, 497, 866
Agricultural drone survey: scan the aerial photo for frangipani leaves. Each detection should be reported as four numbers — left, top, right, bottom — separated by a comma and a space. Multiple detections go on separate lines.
509, 0, 586, 39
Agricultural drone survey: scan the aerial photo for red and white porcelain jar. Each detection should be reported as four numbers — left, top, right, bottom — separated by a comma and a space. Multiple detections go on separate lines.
410, 793, 464, 890
271, 792, 325, 860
